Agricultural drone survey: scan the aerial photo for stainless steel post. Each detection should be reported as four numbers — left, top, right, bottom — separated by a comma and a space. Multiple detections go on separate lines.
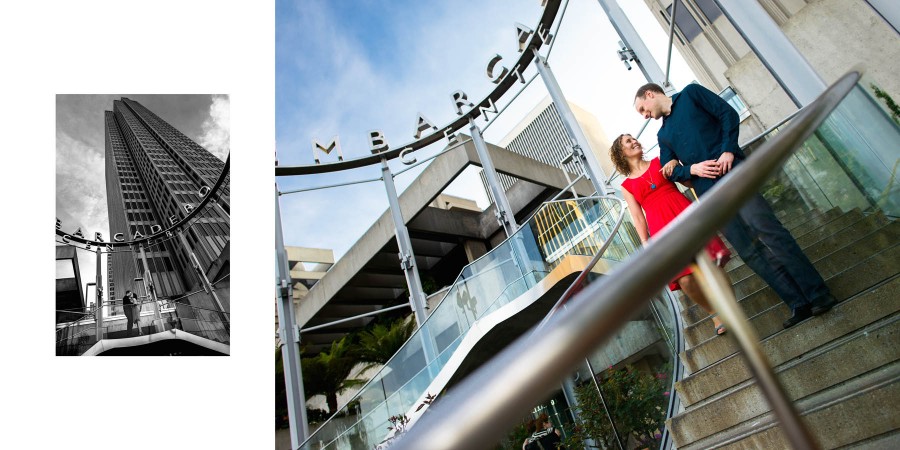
596, 0, 668, 86
177, 230, 230, 327
275, 186, 310, 447
469, 117, 518, 235
95, 246, 103, 341
533, 51, 609, 196
380, 157, 438, 365
138, 245, 163, 331
379, 157, 430, 328
713, 0, 826, 107
692, 252, 819, 450
584, 358, 625, 450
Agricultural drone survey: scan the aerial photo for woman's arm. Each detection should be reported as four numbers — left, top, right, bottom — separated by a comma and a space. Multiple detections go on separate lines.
622, 189, 650, 244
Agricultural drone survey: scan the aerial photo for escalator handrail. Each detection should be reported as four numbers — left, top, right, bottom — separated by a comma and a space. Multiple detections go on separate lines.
390, 71, 861, 450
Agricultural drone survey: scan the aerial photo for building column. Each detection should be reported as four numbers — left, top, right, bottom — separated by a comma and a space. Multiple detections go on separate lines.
463, 240, 488, 263
469, 117, 518, 235
533, 51, 610, 196
714, 0, 826, 107
275, 186, 310, 447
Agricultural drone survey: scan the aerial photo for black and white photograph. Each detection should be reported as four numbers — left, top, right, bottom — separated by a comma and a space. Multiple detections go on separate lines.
56, 94, 231, 356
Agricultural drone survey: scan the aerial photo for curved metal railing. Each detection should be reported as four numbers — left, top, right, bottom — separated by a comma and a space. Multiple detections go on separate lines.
55, 274, 230, 355
300, 195, 629, 449
389, 71, 861, 450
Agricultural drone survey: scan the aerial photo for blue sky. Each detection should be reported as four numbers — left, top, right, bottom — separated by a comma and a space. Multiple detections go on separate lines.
276, 0, 696, 259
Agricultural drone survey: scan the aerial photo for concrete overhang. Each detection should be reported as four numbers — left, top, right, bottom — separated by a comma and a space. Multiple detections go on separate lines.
296, 137, 595, 353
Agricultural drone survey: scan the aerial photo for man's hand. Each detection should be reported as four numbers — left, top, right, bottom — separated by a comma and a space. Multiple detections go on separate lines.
659, 160, 679, 179
717, 152, 735, 175
690, 160, 721, 179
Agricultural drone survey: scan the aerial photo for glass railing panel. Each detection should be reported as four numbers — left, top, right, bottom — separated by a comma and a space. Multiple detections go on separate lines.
747, 82, 900, 219
301, 197, 625, 449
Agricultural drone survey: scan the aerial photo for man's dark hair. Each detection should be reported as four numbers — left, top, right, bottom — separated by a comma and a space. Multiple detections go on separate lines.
635, 82, 665, 99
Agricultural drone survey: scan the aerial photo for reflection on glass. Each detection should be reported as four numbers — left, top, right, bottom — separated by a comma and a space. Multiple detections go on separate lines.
301, 197, 628, 449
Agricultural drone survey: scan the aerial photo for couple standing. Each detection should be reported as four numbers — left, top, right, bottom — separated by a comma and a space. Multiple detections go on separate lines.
614, 82, 836, 331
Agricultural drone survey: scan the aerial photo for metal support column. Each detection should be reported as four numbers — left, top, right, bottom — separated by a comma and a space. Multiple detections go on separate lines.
94, 246, 103, 341
585, 357, 625, 450
380, 157, 438, 365
177, 230, 230, 327
533, 51, 609, 196
379, 157, 430, 328
138, 245, 164, 331
469, 117, 518, 235
596, 0, 668, 86
275, 186, 310, 447
714, 0, 826, 107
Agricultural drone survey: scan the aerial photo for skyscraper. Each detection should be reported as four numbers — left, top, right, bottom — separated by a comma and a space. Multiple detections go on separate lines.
104, 98, 230, 317
481, 96, 613, 202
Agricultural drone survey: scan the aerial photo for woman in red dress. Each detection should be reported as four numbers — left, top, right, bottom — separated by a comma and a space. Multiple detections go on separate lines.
611, 134, 731, 335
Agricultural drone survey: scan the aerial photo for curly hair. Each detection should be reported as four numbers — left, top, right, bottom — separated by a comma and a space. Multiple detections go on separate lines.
609, 134, 633, 176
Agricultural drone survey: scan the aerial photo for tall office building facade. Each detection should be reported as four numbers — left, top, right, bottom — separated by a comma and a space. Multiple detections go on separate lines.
104, 98, 230, 316
481, 96, 613, 202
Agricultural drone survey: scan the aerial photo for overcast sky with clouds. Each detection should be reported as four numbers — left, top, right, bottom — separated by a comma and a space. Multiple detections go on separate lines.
276, 0, 697, 260
56, 94, 230, 301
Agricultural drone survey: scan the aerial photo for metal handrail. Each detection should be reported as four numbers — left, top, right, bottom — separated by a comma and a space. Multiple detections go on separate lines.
535, 195, 627, 329
298, 196, 625, 448
390, 71, 860, 450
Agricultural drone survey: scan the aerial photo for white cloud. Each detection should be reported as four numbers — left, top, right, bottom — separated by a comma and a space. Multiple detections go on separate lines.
199, 95, 230, 161
56, 130, 110, 298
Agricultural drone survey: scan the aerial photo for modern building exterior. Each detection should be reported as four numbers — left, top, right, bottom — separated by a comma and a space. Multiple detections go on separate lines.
481, 97, 614, 200
55, 245, 85, 324
276, 246, 334, 347
104, 98, 230, 317
641, 0, 900, 140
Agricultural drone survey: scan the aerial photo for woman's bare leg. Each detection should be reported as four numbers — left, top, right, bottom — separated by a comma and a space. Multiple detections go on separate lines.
677, 273, 724, 332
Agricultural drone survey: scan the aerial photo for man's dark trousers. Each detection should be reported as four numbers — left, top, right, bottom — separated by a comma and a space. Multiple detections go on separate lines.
714, 192, 830, 309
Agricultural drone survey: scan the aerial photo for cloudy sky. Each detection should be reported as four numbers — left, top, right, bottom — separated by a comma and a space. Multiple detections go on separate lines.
275, 0, 697, 260
56, 94, 230, 299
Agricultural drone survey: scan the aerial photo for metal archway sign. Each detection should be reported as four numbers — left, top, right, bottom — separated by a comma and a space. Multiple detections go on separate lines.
275, 0, 562, 177
56, 154, 230, 249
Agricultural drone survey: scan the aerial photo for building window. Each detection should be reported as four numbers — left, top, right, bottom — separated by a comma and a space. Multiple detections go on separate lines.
719, 86, 751, 121
665, 0, 703, 42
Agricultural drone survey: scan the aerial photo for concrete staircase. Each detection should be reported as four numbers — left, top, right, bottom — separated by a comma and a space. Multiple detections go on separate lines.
666, 207, 900, 449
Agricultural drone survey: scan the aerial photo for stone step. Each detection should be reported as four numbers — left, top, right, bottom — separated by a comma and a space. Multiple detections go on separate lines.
844, 430, 900, 450
722, 207, 840, 273
677, 277, 900, 407
684, 219, 899, 342
668, 316, 900, 447
725, 208, 866, 289
678, 362, 900, 449
680, 243, 900, 373
725, 208, 871, 281
779, 206, 835, 230
683, 221, 899, 328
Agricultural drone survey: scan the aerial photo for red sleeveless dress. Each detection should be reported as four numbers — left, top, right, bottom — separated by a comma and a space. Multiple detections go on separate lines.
621, 157, 730, 291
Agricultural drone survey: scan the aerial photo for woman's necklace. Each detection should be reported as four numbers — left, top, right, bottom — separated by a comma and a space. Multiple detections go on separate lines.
639, 162, 657, 189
